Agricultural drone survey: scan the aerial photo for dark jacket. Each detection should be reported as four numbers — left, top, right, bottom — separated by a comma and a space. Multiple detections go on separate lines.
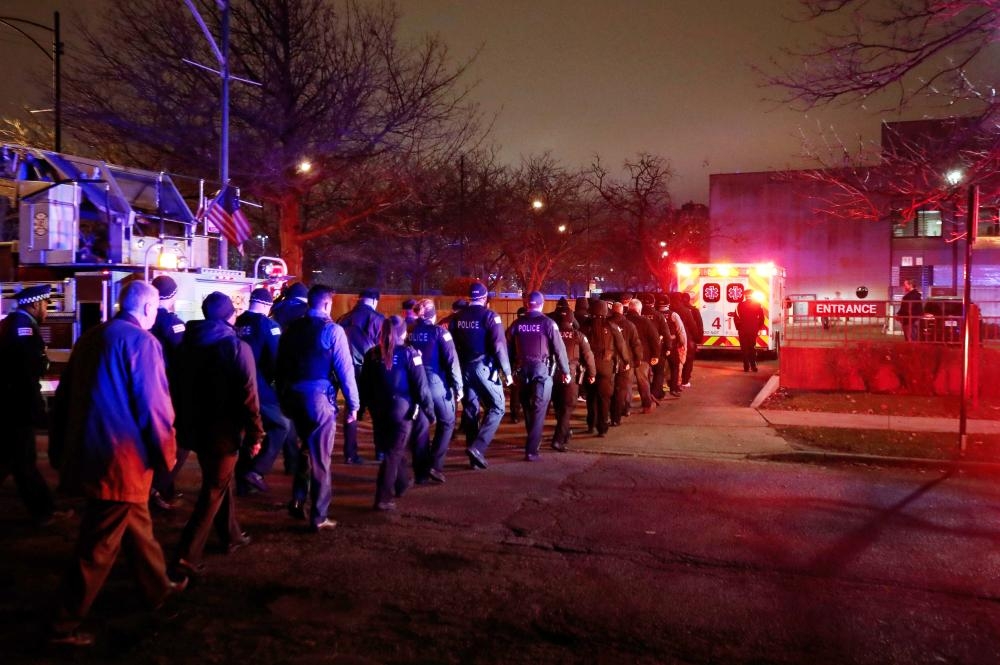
734, 300, 765, 335
582, 302, 629, 375
449, 304, 512, 377
270, 297, 309, 331
0, 308, 48, 425
409, 319, 463, 397
360, 345, 435, 425
50, 313, 177, 503
553, 309, 596, 383
626, 310, 661, 363
174, 319, 264, 456
610, 311, 639, 369
338, 302, 386, 368
235, 310, 282, 404
509, 310, 571, 381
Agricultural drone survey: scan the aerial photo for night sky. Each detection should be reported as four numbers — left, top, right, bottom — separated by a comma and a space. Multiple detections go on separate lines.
1, 0, 915, 204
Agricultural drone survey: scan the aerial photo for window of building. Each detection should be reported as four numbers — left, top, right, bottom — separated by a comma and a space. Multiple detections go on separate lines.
892, 209, 942, 238
978, 206, 1000, 238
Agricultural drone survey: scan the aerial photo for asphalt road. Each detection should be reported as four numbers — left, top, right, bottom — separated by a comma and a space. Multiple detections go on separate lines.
3, 357, 1000, 664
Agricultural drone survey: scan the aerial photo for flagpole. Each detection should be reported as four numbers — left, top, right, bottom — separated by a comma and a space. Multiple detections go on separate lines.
217, 0, 231, 268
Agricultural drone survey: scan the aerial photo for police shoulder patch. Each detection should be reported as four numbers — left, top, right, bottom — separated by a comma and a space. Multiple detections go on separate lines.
493, 315, 501, 325
172, 323, 186, 334
442, 331, 453, 342
17, 327, 33, 336
411, 354, 423, 367
271, 326, 281, 336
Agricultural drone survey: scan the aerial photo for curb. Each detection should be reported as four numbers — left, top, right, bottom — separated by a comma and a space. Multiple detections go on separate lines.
751, 449, 1000, 473
750, 374, 780, 410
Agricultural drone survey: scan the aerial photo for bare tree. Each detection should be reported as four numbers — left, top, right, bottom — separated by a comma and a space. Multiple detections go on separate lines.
61, 0, 480, 278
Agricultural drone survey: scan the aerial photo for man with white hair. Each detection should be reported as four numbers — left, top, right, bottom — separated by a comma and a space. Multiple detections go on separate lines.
49, 279, 186, 647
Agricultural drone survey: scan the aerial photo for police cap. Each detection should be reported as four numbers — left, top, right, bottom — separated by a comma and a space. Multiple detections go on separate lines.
469, 281, 488, 299
286, 282, 308, 299
16, 284, 51, 306
202, 291, 236, 321
360, 288, 380, 300
151, 275, 178, 300
527, 291, 544, 307
249, 287, 273, 306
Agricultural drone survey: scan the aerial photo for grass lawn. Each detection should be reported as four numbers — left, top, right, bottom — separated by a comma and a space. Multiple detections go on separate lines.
775, 425, 1000, 463
762, 388, 1000, 421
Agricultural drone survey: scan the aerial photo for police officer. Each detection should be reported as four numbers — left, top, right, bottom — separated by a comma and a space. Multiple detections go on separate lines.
505, 306, 527, 424
508, 292, 570, 461
0, 284, 64, 525
338, 288, 385, 464
639, 293, 671, 401
276, 285, 359, 532
149, 275, 188, 511
549, 300, 595, 452
658, 295, 687, 397
671, 292, 699, 388
581, 299, 628, 438
235, 288, 297, 493
609, 301, 639, 426
734, 289, 765, 372
449, 281, 512, 469
360, 316, 436, 511
626, 299, 661, 413
408, 299, 462, 483
270, 281, 309, 331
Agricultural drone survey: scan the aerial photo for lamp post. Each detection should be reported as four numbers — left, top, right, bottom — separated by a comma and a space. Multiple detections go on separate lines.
959, 184, 978, 454
0, 11, 62, 151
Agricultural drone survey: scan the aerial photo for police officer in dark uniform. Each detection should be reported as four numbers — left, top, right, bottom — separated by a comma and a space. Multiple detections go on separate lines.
626, 299, 661, 413
360, 316, 436, 511
505, 306, 527, 424
609, 301, 639, 426
449, 281, 512, 469
671, 291, 699, 388
270, 281, 309, 331
276, 285, 359, 532
581, 299, 628, 438
149, 275, 188, 511
549, 299, 595, 452
639, 293, 671, 400
338, 288, 385, 464
508, 292, 570, 461
234, 288, 297, 493
407, 299, 463, 483
573, 296, 591, 328
0, 284, 63, 525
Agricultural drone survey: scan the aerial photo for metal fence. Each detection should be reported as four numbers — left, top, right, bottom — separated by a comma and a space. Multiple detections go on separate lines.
783, 300, 1000, 347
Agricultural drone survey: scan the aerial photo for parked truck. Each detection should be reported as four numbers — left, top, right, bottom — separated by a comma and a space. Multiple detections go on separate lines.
0, 144, 264, 366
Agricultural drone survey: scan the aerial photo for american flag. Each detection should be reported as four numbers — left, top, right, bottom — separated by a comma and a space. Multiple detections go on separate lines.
204, 183, 252, 254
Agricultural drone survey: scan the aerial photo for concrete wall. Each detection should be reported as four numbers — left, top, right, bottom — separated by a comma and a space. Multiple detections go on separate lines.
709, 172, 892, 301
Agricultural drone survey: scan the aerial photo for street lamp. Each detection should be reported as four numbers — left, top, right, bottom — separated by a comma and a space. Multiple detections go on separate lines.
945, 169, 964, 187
531, 198, 544, 211
256, 234, 269, 254
296, 159, 312, 174
0, 11, 62, 151
557, 223, 567, 233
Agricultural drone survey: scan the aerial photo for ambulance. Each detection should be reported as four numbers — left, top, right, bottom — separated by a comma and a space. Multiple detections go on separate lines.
675, 262, 786, 353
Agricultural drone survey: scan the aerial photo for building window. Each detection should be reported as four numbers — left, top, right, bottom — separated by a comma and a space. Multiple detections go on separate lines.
978, 206, 1000, 238
893, 209, 942, 238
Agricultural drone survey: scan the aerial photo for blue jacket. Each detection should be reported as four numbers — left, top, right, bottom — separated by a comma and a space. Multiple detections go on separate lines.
50, 313, 177, 503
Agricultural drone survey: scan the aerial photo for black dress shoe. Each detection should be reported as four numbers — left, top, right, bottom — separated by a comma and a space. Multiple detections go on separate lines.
374, 501, 397, 512
226, 532, 252, 554
344, 455, 365, 465
428, 469, 446, 483
243, 471, 269, 493
50, 629, 95, 647
149, 490, 177, 512
551, 441, 567, 452
466, 448, 488, 470
287, 499, 306, 520
524, 453, 541, 462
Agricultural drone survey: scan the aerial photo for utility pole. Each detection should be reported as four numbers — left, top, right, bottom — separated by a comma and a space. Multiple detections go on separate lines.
459, 153, 466, 275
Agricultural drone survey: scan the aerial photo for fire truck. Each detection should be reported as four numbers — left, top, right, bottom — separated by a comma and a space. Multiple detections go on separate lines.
0, 144, 270, 366
675, 262, 786, 353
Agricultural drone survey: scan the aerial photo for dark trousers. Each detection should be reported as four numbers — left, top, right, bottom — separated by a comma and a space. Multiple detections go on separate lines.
634, 360, 653, 408
411, 374, 456, 477
738, 331, 758, 370
284, 384, 338, 527
0, 425, 54, 521
241, 400, 296, 477
175, 451, 241, 566
461, 362, 506, 455
611, 369, 630, 424
374, 419, 413, 505
551, 375, 580, 446
651, 356, 667, 400
586, 365, 614, 435
682, 343, 696, 384
55, 499, 172, 633
341, 366, 367, 461
519, 375, 553, 456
